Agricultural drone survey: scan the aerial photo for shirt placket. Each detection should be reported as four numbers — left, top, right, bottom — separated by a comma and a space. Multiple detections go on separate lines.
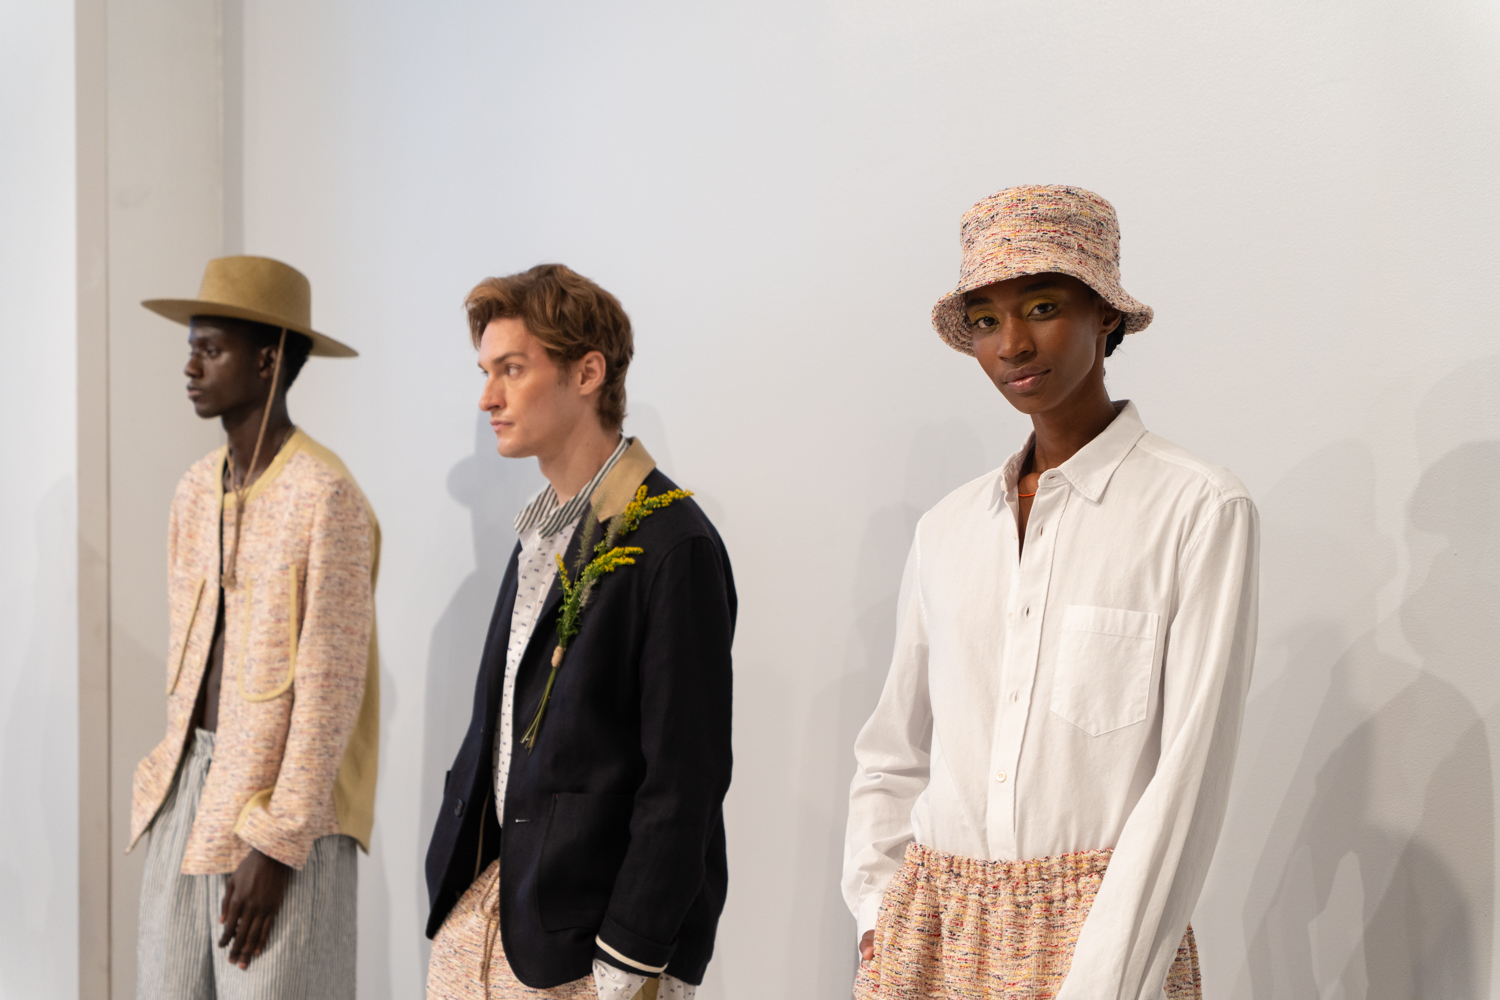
988, 472, 1070, 859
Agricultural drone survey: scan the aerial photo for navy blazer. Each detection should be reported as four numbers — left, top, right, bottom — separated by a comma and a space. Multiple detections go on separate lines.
424, 467, 736, 988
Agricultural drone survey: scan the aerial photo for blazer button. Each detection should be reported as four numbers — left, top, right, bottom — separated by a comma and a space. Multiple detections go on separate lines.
454, 798, 465, 817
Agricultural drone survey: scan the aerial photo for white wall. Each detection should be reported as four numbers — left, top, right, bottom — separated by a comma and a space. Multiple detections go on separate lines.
114, 0, 1500, 996
0, 3, 78, 998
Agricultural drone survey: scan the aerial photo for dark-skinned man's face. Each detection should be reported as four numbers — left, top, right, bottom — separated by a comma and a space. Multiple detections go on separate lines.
184, 318, 276, 420
964, 272, 1122, 418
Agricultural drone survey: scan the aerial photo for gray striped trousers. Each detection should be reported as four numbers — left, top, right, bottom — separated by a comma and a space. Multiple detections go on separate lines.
136, 729, 357, 999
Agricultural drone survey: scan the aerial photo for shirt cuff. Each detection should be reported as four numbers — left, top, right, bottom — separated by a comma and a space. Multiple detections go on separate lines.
594, 936, 669, 977
857, 890, 884, 941
592, 959, 648, 1000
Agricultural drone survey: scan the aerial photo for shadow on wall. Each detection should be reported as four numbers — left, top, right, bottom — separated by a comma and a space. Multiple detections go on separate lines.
1232, 361, 1500, 999
415, 413, 544, 972
790, 417, 994, 999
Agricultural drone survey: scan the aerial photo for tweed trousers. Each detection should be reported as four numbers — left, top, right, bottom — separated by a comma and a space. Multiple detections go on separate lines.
137, 729, 358, 1000
854, 843, 1200, 1000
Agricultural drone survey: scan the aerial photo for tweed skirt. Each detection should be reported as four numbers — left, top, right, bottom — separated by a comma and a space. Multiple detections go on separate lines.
854, 843, 1200, 1000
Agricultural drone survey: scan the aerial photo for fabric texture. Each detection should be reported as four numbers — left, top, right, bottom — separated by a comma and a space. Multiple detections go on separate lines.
854, 843, 1199, 1000
930, 185, 1153, 356
844, 402, 1259, 1000
130, 429, 381, 872
137, 729, 357, 1000
425, 442, 735, 989
427, 860, 674, 1000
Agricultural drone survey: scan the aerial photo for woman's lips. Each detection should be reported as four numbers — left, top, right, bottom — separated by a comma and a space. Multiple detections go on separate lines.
1004, 370, 1048, 393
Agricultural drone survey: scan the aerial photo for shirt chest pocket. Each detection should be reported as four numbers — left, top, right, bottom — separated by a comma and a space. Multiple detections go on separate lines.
1050, 605, 1160, 736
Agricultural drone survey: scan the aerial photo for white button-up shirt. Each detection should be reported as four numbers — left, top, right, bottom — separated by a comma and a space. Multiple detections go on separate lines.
843, 401, 1259, 1000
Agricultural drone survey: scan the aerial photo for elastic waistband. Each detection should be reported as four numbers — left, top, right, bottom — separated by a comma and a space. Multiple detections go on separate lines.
904, 841, 1112, 887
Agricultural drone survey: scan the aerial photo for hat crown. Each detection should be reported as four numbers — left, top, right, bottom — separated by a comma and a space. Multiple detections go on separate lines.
195, 256, 311, 329
959, 185, 1121, 283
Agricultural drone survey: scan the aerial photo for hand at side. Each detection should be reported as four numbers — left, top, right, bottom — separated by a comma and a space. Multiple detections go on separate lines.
859, 929, 875, 962
219, 848, 291, 969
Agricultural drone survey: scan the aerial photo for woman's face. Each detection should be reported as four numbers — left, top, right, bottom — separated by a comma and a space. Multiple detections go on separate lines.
964, 273, 1121, 418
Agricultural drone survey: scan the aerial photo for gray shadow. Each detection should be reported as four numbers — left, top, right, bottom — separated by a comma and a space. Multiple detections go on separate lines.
790, 418, 991, 998
1235, 406, 1498, 995
416, 413, 543, 973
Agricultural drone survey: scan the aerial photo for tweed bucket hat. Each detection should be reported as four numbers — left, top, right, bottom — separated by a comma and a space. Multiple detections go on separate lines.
931, 185, 1152, 356
143, 255, 356, 357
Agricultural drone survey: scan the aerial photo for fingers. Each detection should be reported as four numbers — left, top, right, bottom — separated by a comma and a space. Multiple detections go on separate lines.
218, 890, 243, 950
236, 914, 266, 969
859, 929, 876, 962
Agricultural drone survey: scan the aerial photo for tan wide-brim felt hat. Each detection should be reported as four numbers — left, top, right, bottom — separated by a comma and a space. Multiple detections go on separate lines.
142, 255, 356, 357
931, 185, 1152, 356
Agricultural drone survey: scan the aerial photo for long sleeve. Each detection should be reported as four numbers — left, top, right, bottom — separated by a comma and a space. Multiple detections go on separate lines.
594, 535, 735, 977
235, 482, 375, 868
1056, 496, 1260, 1000
842, 534, 933, 938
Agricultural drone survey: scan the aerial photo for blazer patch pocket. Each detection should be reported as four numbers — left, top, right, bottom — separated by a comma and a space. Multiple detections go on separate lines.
238, 564, 303, 703
1050, 605, 1160, 736
536, 792, 634, 932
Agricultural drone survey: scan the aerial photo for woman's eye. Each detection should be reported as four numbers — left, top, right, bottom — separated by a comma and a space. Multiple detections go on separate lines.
1030, 302, 1056, 317
969, 315, 996, 328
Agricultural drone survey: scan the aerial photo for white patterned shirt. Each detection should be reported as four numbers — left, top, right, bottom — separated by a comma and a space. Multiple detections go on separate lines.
494, 436, 695, 1000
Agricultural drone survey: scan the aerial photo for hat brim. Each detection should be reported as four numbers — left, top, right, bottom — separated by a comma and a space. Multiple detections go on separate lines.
142, 298, 358, 358
931, 264, 1152, 357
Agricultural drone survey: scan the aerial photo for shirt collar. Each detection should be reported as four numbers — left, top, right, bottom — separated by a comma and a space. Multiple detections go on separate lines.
515, 435, 632, 538
993, 400, 1147, 508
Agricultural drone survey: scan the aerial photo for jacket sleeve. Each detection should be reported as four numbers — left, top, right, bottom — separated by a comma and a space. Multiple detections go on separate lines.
593, 535, 735, 977
236, 481, 374, 868
841, 533, 932, 939
1056, 496, 1260, 1000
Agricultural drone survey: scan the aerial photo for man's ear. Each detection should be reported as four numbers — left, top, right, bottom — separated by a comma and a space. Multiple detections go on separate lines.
257, 344, 280, 380
575, 350, 607, 397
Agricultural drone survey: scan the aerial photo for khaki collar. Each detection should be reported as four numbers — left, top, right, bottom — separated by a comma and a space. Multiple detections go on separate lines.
215, 427, 308, 511
590, 438, 657, 521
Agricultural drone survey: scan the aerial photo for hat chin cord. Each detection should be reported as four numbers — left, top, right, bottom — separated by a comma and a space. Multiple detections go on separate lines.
222, 327, 288, 590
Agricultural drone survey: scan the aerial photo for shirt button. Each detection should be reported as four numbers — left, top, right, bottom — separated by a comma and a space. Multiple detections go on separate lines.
996, 771, 1007, 782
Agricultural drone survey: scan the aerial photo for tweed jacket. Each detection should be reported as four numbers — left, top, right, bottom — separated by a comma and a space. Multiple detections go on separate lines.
128, 429, 381, 874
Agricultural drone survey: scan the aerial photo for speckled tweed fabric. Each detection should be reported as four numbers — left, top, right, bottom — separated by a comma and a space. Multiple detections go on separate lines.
931, 185, 1154, 356
427, 859, 613, 1000
129, 429, 381, 874
854, 843, 1200, 1000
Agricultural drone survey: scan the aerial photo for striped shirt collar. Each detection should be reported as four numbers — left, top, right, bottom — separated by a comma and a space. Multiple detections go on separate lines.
514, 435, 632, 538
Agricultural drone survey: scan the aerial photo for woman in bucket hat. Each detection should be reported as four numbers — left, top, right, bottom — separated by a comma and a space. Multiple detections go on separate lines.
131, 256, 380, 999
843, 186, 1260, 999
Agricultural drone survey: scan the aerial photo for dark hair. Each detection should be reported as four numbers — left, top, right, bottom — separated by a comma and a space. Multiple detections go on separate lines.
195, 315, 314, 388
465, 263, 633, 429
1103, 318, 1126, 357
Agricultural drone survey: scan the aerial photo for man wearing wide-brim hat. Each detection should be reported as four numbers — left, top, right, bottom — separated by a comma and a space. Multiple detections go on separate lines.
843, 186, 1260, 999
130, 255, 380, 999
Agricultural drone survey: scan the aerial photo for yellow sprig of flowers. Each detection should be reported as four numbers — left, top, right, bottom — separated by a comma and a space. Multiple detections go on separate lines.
519, 485, 692, 750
